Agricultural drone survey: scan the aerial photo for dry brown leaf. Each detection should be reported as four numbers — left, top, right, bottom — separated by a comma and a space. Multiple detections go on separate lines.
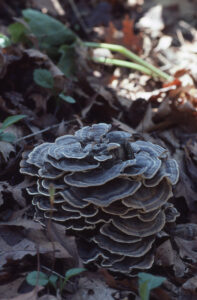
68, 277, 116, 300
105, 15, 142, 53
0, 220, 74, 269
183, 276, 197, 293
112, 118, 136, 134
0, 179, 30, 208
155, 239, 174, 266
122, 15, 142, 53
0, 234, 38, 269
135, 103, 155, 132
174, 236, 197, 262
8, 179, 30, 207
0, 47, 22, 79
155, 240, 186, 277
46, 222, 79, 263
0, 278, 25, 299
172, 148, 197, 211
24, 48, 66, 92
105, 21, 119, 44
0, 142, 15, 163
170, 224, 197, 240
2, 287, 43, 300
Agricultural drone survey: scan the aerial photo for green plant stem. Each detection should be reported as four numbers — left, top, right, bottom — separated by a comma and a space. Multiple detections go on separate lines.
84, 42, 172, 81
92, 57, 153, 76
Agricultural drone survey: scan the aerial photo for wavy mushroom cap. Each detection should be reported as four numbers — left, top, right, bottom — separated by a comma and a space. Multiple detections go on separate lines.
20, 123, 179, 275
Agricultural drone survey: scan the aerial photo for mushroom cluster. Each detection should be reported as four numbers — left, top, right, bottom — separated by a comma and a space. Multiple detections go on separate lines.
20, 123, 179, 275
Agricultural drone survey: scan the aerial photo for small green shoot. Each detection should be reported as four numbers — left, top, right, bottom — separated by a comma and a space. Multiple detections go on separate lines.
8, 22, 28, 44
59, 93, 76, 104
0, 34, 11, 48
1, 115, 27, 130
26, 268, 85, 292
48, 274, 58, 289
138, 272, 166, 300
84, 42, 172, 81
58, 43, 77, 78
93, 57, 152, 76
60, 268, 86, 292
8, 9, 171, 82
0, 115, 26, 142
33, 69, 76, 104
33, 69, 54, 89
26, 271, 49, 286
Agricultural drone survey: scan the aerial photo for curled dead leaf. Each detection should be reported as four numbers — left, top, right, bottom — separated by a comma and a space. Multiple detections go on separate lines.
174, 236, 197, 262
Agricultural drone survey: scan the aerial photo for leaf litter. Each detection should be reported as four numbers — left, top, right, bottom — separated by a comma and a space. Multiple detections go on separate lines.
1, 0, 197, 299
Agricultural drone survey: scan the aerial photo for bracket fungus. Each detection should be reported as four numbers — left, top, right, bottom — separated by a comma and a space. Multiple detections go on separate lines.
20, 123, 179, 275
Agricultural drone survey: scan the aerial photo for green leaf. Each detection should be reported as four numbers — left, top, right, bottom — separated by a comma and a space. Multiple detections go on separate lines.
138, 273, 166, 300
0, 132, 16, 143
33, 69, 54, 89
8, 22, 28, 44
26, 271, 49, 286
49, 274, 58, 289
59, 93, 76, 104
58, 44, 76, 78
0, 34, 11, 48
1, 115, 26, 130
65, 268, 86, 282
22, 9, 76, 49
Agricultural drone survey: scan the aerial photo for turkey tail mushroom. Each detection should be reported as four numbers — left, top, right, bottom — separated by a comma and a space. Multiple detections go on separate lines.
20, 123, 179, 276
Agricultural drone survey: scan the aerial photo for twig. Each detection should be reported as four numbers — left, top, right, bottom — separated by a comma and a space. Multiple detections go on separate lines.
51, 0, 65, 16
68, 0, 90, 35
84, 42, 172, 81
41, 265, 65, 280
14, 119, 77, 143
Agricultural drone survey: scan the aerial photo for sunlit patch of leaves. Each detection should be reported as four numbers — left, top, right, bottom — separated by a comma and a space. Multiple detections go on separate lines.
0, 34, 11, 48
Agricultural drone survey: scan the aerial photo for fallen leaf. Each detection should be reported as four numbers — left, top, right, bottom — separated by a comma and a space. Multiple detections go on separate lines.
122, 15, 142, 53
0, 220, 75, 270
174, 236, 197, 262
0, 141, 15, 163
2, 287, 43, 300
105, 21, 119, 44
68, 277, 116, 300
170, 223, 197, 240
155, 240, 174, 266
0, 277, 24, 299
155, 239, 186, 277
183, 276, 197, 293
0, 233, 38, 269
105, 15, 142, 53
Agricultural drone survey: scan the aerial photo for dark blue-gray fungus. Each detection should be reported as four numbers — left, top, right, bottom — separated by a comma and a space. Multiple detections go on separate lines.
20, 123, 179, 275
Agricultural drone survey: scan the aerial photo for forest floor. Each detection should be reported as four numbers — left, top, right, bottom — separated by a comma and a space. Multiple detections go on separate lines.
0, 0, 197, 299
